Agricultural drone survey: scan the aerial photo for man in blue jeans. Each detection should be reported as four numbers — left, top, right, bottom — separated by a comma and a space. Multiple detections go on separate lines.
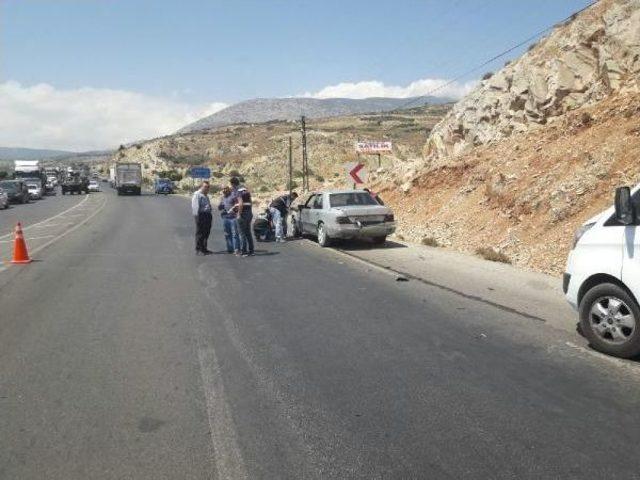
218, 186, 239, 254
230, 177, 254, 257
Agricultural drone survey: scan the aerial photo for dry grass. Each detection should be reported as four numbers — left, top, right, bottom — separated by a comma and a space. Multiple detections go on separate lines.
475, 247, 511, 264
421, 236, 439, 247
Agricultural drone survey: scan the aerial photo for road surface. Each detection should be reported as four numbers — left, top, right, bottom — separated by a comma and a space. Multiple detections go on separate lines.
2, 188, 640, 479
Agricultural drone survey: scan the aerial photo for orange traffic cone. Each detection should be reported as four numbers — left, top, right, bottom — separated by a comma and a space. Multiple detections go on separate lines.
11, 222, 32, 264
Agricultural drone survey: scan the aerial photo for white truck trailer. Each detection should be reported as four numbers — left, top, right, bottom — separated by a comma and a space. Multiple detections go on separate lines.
115, 163, 142, 195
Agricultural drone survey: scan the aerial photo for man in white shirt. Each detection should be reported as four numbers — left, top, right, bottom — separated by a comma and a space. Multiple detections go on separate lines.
191, 181, 213, 255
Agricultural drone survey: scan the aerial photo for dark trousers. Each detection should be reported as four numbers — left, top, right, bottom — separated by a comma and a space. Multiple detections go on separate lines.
236, 212, 254, 254
195, 212, 212, 252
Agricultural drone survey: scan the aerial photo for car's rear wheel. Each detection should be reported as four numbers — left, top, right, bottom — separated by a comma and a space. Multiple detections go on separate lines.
317, 222, 331, 247
372, 236, 387, 245
579, 283, 640, 358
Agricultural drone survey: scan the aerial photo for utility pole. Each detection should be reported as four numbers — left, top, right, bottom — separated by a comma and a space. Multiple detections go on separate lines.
288, 136, 293, 197
301, 115, 308, 191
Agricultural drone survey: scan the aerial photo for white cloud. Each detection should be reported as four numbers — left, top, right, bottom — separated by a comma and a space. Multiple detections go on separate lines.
302, 78, 477, 100
0, 81, 227, 151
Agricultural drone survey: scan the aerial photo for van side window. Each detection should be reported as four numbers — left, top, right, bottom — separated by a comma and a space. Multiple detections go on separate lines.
604, 190, 640, 226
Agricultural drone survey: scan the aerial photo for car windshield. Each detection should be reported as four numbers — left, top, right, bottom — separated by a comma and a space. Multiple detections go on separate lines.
329, 192, 378, 207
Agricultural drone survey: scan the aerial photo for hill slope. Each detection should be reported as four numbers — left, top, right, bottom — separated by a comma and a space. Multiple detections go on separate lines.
372, 0, 640, 274
178, 96, 452, 133
426, 0, 640, 160
110, 104, 451, 195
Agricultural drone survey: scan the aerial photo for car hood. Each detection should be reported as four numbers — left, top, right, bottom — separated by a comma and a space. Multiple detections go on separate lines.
331, 205, 391, 216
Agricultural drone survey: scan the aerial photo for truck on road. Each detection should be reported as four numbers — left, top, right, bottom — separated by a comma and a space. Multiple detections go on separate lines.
116, 163, 142, 195
14, 160, 45, 184
61, 169, 89, 195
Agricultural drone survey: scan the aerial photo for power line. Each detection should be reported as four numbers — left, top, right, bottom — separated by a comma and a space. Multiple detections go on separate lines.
393, 0, 598, 112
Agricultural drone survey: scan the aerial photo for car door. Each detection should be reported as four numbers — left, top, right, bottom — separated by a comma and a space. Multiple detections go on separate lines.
310, 193, 324, 230
300, 195, 316, 233
621, 190, 640, 300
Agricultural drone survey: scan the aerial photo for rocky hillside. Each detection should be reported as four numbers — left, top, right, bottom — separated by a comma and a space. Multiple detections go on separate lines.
111, 104, 451, 196
372, 0, 640, 275
427, 0, 640, 161
178, 96, 451, 133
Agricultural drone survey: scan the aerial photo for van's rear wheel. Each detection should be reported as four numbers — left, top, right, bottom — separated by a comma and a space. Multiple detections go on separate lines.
579, 283, 640, 358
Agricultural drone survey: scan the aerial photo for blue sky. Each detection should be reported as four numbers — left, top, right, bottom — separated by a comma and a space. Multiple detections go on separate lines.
0, 0, 592, 150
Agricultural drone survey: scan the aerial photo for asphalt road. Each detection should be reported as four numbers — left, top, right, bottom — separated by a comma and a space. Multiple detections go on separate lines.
2, 188, 640, 479
0, 187, 87, 238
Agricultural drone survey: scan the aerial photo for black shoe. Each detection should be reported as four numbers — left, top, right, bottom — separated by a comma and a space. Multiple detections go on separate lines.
203, 250, 214, 255
196, 250, 205, 256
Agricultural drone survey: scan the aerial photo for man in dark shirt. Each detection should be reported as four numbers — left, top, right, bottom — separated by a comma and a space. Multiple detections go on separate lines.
230, 177, 254, 257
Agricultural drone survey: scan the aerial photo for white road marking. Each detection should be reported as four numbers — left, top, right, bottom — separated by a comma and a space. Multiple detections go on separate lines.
196, 343, 249, 480
0, 235, 55, 244
0, 196, 106, 273
0, 194, 90, 240
29, 197, 106, 257
31, 222, 75, 228
190, 270, 248, 479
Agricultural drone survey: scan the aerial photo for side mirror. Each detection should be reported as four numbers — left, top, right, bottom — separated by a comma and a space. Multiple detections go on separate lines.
615, 186, 634, 225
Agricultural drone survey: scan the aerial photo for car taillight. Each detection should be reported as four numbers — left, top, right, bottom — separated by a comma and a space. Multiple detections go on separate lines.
384, 214, 395, 222
336, 216, 352, 224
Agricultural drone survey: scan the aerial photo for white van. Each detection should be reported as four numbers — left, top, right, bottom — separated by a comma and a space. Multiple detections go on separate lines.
565, 186, 640, 358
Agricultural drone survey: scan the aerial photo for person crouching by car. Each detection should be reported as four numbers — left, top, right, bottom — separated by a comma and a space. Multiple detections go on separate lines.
230, 177, 255, 257
269, 192, 298, 242
218, 186, 239, 254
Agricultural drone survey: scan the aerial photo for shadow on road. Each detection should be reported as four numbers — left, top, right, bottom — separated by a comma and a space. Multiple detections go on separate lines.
336, 239, 407, 251
253, 250, 280, 256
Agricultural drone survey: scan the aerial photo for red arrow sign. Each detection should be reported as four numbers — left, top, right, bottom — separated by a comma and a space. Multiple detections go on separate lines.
349, 163, 365, 184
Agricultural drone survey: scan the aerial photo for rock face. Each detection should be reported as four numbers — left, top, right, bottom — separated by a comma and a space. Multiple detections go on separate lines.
426, 0, 640, 160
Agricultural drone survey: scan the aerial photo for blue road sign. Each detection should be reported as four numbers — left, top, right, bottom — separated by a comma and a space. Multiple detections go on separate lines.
189, 167, 211, 179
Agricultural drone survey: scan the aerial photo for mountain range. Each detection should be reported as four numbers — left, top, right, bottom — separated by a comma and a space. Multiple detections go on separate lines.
0, 146, 77, 161
178, 96, 452, 133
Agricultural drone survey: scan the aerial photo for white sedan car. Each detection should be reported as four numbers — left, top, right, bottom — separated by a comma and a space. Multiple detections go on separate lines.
289, 189, 396, 246
88, 180, 100, 192
26, 182, 43, 200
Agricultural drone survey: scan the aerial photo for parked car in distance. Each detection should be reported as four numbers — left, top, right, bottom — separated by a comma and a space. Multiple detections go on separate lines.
0, 180, 30, 204
565, 185, 640, 359
26, 180, 43, 200
154, 178, 174, 194
88, 180, 100, 192
0, 187, 9, 209
288, 189, 396, 247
